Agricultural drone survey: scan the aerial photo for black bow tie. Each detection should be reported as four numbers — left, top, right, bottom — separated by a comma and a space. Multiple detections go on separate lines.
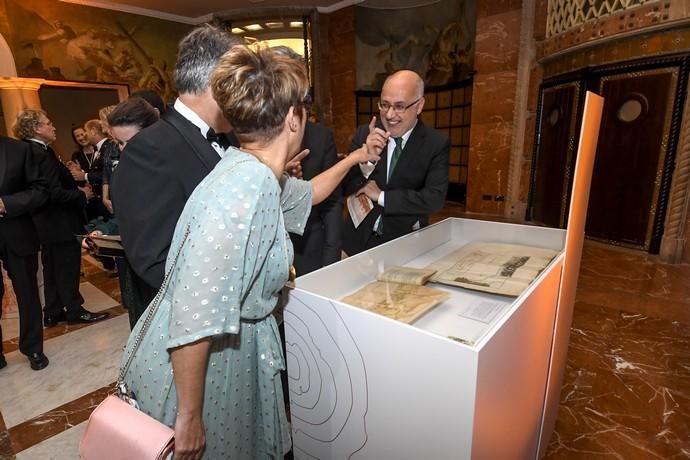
206, 128, 231, 150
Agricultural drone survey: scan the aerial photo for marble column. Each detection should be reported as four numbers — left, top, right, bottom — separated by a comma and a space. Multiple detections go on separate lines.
466, 1, 523, 215
0, 77, 42, 136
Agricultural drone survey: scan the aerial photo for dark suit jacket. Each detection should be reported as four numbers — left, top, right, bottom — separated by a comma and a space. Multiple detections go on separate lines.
88, 139, 116, 197
342, 120, 449, 255
289, 123, 342, 275
27, 140, 87, 245
111, 107, 238, 290
0, 137, 47, 256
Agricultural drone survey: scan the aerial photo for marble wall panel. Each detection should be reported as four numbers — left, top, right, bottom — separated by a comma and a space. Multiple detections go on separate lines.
330, 70, 357, 152
466, 120, 513, 213
534, 0, 548, 40
470, 71, 517, 125
324, 7, 356, 153
476, 0, 521, 17
474, 10, 522, 74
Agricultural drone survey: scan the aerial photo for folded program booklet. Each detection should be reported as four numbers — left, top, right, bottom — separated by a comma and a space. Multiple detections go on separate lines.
79, 234, 124, 258
346, 194, 373, 228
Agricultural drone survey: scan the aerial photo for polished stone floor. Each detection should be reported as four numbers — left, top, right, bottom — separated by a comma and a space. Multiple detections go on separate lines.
0, 234, 688, 459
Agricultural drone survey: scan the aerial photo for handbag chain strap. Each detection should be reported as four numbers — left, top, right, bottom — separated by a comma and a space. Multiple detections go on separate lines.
117, 225, 190, 388
116, 158, 252, 390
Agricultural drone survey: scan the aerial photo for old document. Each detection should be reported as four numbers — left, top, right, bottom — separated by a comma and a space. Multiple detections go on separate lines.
341, 281, 449, 323
377, 266, 437, 285
427, 242, 558, 296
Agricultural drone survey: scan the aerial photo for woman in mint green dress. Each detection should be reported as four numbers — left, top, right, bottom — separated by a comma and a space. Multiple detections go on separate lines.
121, 45, 380, 460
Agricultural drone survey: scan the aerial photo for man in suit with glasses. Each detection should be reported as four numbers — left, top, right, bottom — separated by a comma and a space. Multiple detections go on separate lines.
343, 69, 450, 255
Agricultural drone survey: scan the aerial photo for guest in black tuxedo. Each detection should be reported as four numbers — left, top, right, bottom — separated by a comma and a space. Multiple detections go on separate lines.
112, 24, 241, 292
342, 70, 449, 255
289, 122, 343, 274
0, 136, 49, 370
14, 109, 109, 326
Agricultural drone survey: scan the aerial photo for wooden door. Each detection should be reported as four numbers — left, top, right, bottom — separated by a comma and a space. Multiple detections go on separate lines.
529, 82, 581, 227
586, 68, 678, 250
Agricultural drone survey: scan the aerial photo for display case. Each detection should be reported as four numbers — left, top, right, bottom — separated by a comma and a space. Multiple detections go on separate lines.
284, 91, 603, 460
284, 218, 564, 459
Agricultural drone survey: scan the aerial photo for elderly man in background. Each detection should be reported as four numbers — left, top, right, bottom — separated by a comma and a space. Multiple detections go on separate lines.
0, 136, 48, 370
15, 109, 108, 328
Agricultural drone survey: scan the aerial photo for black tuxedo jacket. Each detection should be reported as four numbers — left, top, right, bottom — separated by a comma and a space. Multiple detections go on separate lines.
0, 137, 47, 256
111, 107, 238, 290
289, 122, 342, 275
27, 140, 87, 245
342, 120, 449, 255
88, 139, 116, 197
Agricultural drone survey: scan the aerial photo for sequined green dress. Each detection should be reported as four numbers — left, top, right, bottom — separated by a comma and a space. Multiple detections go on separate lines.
121, 149, 311, 458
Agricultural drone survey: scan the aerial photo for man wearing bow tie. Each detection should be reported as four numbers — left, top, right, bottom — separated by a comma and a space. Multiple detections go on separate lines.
342, 70, 450, 255
14, 109, 109, 327
111, 24, 241, 293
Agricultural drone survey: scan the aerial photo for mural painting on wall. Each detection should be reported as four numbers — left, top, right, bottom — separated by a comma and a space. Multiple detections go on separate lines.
355, 0, 475, 90
0, 0, 192, 101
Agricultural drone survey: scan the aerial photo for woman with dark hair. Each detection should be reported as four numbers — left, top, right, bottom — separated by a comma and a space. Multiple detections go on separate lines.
101, 97, 159, 213
107, 96, 159, 151
85, 97, 160, 328
69, 125, 95, 181
120, 45, 381, 459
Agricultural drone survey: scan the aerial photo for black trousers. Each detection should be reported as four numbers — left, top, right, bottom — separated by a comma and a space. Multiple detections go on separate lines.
120, 258, 156, 329
42, 239, 84, 321
0, 250, 44, 356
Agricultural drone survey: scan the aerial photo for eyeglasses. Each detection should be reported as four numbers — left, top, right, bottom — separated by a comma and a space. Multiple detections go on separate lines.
38, 120, 54, 127
377, 97, 423, 114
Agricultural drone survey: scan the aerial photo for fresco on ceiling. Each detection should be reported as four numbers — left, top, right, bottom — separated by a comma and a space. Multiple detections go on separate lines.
355, 0, 475, 90
0, 0, 192, 101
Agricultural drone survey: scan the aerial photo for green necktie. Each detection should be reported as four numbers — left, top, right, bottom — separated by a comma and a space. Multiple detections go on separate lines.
388, 137, 403, 181
375, 137, 404, 236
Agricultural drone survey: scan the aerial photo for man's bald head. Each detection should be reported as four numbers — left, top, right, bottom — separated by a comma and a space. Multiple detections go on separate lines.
379, 70, 425, 137
383, 70, 424, 99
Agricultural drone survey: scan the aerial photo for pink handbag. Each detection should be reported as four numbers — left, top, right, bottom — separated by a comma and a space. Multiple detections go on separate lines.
79, 395, 174, 459
80, 227, 191, 460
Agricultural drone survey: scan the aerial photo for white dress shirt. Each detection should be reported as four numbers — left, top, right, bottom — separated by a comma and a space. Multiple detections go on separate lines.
173, 98, 225, 157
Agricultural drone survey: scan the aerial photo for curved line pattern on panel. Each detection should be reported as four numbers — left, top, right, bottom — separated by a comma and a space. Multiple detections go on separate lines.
285, 293, 369, 459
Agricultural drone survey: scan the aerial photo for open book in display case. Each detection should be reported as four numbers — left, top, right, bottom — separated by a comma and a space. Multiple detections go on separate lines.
283, 92, 603, 460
